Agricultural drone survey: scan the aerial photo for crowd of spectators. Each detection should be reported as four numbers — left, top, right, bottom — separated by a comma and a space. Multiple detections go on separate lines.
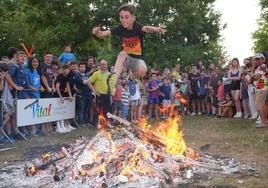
0, 45, 267, 144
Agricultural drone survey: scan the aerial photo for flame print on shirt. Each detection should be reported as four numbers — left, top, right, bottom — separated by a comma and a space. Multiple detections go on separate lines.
122, 37, 142, 55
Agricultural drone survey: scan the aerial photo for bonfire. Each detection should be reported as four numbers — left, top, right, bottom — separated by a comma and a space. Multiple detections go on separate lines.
0, 111, 258, 188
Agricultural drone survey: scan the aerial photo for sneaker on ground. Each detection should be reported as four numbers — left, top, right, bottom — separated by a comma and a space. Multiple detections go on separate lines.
235, 112, 242, 118
191, 112, 196, 116
56, 121, 65, 133
198, 112, 202, 115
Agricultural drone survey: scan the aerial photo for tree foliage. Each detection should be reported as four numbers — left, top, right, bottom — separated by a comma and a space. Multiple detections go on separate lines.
0, 0, 224, 69
253, 0, 268, 52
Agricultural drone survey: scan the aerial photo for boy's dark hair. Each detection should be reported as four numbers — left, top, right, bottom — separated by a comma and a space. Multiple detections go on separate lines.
151, 72, 157, 77
17, 51, 26, 56
70, 61, 77, 65
64, 44, 71, 48
7, 47, 18, 59
44, 51, 53, 56
123, 83, 128, 88
62, 64, 70, 70
87, 55, 94, 61
78, 62, 86, 67
118, 4, 136, 15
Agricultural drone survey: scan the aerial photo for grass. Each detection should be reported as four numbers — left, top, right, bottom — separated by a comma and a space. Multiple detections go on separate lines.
0, 116, 267, 187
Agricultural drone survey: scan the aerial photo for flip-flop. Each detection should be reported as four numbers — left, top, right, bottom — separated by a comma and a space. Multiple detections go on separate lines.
255, 124, 268, 128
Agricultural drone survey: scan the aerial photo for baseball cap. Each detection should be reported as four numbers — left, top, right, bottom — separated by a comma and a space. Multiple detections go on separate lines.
254, 53, 265, 59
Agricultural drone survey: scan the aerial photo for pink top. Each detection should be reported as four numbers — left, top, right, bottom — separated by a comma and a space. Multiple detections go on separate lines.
112, 85, 122, 101
217, 84, 224, 102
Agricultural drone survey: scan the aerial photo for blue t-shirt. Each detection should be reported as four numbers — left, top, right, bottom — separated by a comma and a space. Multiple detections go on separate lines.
59, 53, 76, 64
199, 77, 208, 96
74, 73, 91, 97
160, 84, 171, 100
26, 69, 41, 99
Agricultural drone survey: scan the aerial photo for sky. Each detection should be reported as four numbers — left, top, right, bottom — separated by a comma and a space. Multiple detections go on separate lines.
214, 0, 261, 62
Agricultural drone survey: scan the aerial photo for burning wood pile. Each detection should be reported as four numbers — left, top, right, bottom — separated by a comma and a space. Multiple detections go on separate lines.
0, 113, 258, 187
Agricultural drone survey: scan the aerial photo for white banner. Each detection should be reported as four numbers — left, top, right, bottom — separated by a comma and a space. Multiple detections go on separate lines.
16, 98, 75, 127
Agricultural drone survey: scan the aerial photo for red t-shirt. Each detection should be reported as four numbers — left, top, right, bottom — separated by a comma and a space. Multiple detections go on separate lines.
112, 85, 123, 101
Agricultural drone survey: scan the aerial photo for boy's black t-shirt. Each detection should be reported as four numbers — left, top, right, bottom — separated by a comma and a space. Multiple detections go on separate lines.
56, 73, 69, 92
188, 73, 200, 93
110, 22, 144, 59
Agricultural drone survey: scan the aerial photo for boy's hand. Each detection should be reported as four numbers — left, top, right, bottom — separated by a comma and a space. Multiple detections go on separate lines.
16, 86, 24, 91
60, 97, 64, 104
158, 25, 167, 33
69, 96, 74, 102
92, 26, 100, 35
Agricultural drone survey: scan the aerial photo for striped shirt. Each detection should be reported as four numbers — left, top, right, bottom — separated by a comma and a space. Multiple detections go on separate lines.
121, 89, 130, 107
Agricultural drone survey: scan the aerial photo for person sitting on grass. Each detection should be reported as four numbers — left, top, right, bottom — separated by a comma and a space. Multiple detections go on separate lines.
217, 94, 233, 118
92, 3, 166, 95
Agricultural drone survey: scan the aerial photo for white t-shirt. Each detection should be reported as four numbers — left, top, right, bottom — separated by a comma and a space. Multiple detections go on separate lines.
130, 84, 141, 101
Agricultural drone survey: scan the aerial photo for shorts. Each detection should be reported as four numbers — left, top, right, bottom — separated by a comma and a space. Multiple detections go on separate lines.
125, 55, 147, 72
199, 95, 206, 100
163, 99, 171, 107
112, 100, 123, 112
231, 81, 241, 91
206, 96, 212, 103
190, 92, 199, 100
256, 90, 268, 111
131, 99, 140, 106
141, 96, 148, 105
149, 98, 159, 105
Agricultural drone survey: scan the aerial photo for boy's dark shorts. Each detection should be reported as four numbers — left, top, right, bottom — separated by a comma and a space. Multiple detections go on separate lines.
149, 97, 159, 105
190, 92, 199, 100
112, 101, 123, 112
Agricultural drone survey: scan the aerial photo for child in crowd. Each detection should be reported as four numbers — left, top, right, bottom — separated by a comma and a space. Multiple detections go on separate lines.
121, 83, 130, 120
112, 79, 123, 117
26, 56, 44, 136
129, 79, 141, 123
147, 73, 159, 121
159, 77, 171, 118
241, 72, 251, 119
55, 64, 75, 133
59, 45, 76, 65
216, 79, 225, 104
217, 94, 233, 118
199, 69, 209, 114
188, 65, 201, 115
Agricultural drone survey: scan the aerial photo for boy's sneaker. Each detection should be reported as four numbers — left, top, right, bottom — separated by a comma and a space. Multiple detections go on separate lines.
56, 121, 65, 133
191, 112, 196, 116
198, 112, 202, 115
234, 112, 242, 118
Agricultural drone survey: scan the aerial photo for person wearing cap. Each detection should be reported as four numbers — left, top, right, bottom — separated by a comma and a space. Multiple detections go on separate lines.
253, 53, 268, 128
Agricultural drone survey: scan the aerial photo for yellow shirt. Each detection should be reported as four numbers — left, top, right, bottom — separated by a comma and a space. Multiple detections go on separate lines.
171, 70, 181, 80
89, 70, 110, 94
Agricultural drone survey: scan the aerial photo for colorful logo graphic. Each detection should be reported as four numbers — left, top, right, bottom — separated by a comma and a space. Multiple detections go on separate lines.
31, 103, 52, 118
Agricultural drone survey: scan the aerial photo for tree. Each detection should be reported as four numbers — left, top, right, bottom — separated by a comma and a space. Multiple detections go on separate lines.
0, 0, 224, 69
253, 0, 268, 52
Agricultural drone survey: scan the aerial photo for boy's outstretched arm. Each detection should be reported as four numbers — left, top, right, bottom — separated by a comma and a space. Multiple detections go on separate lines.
142, 25, 167, 33
92, 26, 111, 38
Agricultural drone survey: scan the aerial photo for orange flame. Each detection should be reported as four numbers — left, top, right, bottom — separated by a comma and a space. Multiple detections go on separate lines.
98, 114, 107, 129
28, 165, 37, 176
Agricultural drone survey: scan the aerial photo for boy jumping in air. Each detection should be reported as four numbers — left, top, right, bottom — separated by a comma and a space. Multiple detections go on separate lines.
92, 4, 166, 95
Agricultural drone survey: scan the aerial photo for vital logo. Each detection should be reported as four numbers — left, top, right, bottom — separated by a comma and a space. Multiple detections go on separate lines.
31, 103, 52, 118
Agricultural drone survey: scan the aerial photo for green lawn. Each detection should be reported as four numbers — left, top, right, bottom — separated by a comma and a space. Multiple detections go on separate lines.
0, 116, 267, 187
